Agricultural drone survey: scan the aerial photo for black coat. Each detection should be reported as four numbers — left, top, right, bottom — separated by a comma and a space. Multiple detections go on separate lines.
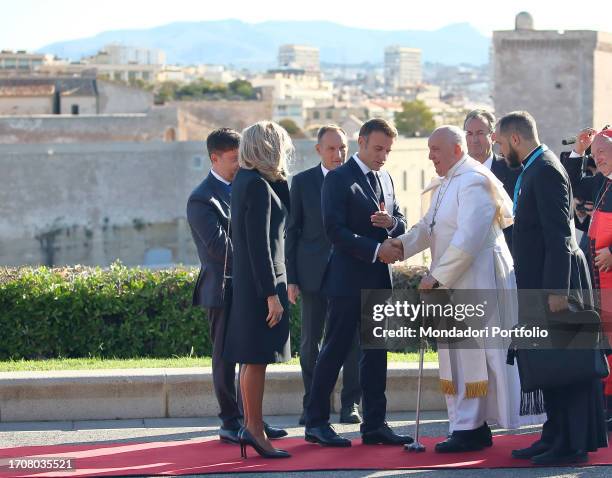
286, 164, 330, 293
512, 149, 589, 294
186, 172, 231, 309
321, 156, 406, 297
223, 168, 291, 364
560, 151, 608, 233
512, 148, 607, 453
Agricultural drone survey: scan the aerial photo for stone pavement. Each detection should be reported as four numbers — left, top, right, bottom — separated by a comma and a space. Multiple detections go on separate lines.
1, 412, 609, 477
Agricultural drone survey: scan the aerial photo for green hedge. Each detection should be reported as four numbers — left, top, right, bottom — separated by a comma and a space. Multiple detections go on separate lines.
0, 263, 427, 360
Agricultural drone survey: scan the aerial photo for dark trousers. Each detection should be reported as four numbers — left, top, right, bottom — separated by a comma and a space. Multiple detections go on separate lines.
208, 305, 243, 429
300, 291, 361, 411
539, 379, 608, 453
305, 296, 387, 433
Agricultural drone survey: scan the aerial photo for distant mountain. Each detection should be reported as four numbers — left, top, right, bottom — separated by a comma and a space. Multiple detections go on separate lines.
39, 20, 490, 68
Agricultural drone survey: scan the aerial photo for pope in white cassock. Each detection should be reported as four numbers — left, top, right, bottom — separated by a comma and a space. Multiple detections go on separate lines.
391, 126, 542, 453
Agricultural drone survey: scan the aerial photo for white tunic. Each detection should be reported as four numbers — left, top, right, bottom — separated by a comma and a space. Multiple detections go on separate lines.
398, 155, 536, 431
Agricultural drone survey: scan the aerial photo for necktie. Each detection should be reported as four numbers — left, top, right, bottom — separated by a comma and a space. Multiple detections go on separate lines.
367, 171, 383, 203
226, 183, 232, 195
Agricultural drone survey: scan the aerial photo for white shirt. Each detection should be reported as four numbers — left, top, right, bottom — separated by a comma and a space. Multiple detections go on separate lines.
353, 153, 372, 176
352, 153, 398, 262
211, 168, 231, 185
483, 154, 494, 170
321, 163, 330, 177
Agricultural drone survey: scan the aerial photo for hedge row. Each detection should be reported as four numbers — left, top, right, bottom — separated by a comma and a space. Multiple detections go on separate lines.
0, 262, 426, 360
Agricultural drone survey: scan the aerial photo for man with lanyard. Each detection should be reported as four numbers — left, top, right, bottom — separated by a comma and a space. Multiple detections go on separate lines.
496, 111, 607, 465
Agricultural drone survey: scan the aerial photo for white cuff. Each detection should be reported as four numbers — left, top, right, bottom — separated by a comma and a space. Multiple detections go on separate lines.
373, 243, 381, 263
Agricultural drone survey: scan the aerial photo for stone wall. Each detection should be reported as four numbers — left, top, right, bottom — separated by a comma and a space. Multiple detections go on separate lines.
97, 81, 154, 114
0, 138, 434, 267
492, 29, 612, 153
174, 100, 273, 141
0, 108, 178, 144
59, 95, 97, 115
593, 32, 612, 130
0, 96, 53, 115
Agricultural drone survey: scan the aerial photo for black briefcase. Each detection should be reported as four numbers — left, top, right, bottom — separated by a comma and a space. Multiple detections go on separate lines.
514, 307, 609, 392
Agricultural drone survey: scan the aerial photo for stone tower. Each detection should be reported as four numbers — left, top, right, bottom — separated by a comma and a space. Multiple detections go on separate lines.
493, 13, 612, 153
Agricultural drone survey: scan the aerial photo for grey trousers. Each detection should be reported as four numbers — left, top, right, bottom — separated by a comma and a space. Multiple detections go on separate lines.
299, 290, 361, 411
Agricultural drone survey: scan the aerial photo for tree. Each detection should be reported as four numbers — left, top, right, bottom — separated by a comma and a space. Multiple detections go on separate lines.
154, 81, 179, 104
394, 100, 436, 137
278, 119, 306, 138
228, 79, 255, 99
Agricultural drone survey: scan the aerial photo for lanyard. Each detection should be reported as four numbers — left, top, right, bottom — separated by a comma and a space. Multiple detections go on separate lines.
513, 145, 548, 214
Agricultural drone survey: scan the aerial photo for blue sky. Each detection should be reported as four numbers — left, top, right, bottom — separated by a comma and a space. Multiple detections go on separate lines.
1, 0, 610, 51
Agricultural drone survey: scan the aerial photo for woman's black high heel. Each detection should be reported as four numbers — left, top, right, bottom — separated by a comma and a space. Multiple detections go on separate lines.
240, 427, 291, 458
238, 427, 247, 459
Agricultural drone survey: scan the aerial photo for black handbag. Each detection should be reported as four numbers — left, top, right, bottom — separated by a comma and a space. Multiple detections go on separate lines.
515, 346, 609, 392
512, 307, 609, 392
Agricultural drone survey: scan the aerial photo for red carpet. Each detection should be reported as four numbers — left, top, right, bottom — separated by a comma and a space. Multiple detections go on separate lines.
0, 434, 610, 477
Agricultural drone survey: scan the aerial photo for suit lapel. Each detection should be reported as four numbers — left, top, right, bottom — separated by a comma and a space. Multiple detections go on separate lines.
208, 172, 231, 208
347, 156, 380, 210
262, 171, 290, 215
314, 164, 324, 192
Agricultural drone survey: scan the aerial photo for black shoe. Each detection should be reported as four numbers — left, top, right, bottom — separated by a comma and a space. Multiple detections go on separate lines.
339, 405, 362, 424
475, 422, 493, 447
239, 428, 291, 459
531, 449, 588, 465
219, 426, 241, 444
362, 422, 414, 445
305, 424, 352, 447
264, 422, 288, 439
298, 412, 305, 426
511, 440, 550, 459
435, 432, 484, 453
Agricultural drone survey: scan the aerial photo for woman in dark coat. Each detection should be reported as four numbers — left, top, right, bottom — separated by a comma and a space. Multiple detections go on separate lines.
223, 121, 292, 458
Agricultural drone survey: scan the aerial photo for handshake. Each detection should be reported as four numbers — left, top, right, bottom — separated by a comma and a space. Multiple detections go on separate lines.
377, 238, 404, 264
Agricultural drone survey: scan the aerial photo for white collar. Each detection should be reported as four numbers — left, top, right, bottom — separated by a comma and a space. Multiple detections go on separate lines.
353, 153, 373, 176
444, 155, 467, 178
320, 163, 330, 177
211, 168, 231, 185
483, 153, 494, 170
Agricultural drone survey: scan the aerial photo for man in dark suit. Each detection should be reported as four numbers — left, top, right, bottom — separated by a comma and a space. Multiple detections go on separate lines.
464, 109, 521, 250
495, 112, 608, 465
187, 128, 287, 444
304, 118, 413, 447
286, 125, 362, 426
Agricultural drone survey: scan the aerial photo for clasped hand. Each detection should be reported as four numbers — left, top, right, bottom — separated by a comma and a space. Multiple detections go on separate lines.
377, 238, 404, 264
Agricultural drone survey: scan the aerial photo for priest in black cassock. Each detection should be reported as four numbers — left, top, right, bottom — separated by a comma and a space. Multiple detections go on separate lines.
495, 111, 608, 466
562, 127, 612, 431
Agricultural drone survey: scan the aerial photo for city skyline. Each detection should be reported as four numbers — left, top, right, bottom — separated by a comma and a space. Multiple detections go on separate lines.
2, 0, 611, 51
